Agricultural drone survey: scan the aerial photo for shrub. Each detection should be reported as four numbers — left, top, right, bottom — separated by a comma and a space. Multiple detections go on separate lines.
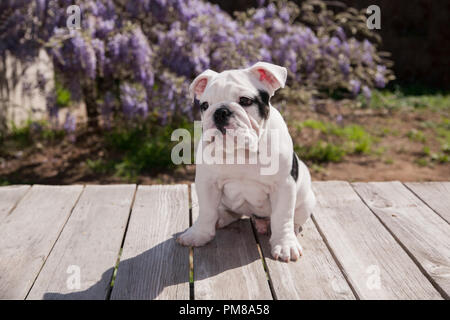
1, 0, 394, 128
295, 119, 374, 162
296, 141, 346, 163
103, 119, 194, 179
7, 120, 65, 147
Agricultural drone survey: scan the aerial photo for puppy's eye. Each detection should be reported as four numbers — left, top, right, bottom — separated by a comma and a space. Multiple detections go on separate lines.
239, 97, 253, 107
200, 102, 209, 112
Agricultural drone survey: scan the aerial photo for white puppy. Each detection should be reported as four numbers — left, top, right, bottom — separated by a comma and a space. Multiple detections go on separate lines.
177, 62, 316, 262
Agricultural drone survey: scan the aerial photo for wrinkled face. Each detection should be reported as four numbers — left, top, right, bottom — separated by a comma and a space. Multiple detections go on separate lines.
190, 62, 287, 152
199, 70, 270, 136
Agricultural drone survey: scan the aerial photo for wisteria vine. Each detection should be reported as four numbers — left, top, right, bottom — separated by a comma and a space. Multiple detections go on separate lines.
0, 0, 394, 131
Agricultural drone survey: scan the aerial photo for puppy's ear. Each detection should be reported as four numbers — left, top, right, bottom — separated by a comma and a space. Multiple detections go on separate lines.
189, 69, 218, 100
249, 62, 287, 96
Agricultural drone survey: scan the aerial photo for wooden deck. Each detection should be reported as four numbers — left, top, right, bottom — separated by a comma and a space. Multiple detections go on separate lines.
0, 182, 449, 300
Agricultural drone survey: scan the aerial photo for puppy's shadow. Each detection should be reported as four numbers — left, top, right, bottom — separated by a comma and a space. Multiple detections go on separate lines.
43, 220, 261, 300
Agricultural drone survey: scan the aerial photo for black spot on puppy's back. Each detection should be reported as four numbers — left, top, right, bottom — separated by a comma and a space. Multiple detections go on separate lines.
255, 90, 270, 119
291, 151, 299, 182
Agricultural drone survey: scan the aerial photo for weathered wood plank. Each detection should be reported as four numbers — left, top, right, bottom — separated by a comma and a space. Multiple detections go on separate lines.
0, 185, 30, 221
191, 185, 272, 300
311, 181, 441, 299
27, 185, 136, 300
256, 219, 355, 300
353, 181, 450, 299
0, 185, 84, 299
405, 182, 450, 224
110, 184, 190, 300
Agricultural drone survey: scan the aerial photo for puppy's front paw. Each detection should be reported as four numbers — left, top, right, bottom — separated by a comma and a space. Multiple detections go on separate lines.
176, 226, 214, 247
270, 234, 303, 262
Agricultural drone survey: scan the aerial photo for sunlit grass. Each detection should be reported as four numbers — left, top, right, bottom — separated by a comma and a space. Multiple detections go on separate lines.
85, 119, 195, 180
369, 87, 450, 111
295, 119, 375, 163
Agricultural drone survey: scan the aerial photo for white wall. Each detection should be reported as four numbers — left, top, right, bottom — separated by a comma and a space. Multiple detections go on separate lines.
0, 49, 54, 131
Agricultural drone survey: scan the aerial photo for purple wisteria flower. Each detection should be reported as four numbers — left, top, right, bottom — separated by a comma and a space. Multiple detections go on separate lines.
63, 112, 76, 133
362, 86, 372, 101
253, 9, 266, 24
350, 79, 361, 96
279, 7, 290, 22
339, 55, 350, 76
71, 33, 97, 79
2, 0, 392, 126
375, 65, 387, 88
120, 83, 149, 120
336, 27, 346, 41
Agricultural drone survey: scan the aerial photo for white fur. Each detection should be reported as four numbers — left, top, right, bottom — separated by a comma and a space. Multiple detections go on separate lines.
177, 62, 316, 262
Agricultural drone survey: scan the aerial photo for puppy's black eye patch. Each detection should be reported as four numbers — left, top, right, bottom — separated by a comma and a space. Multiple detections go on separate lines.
239, 97, 254, 107
255, 90, 270, 119
200, 101, 209, 112
259, 90, 270, 105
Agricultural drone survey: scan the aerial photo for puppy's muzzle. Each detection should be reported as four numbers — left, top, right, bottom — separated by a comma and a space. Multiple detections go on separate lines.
213, 106, 232, 133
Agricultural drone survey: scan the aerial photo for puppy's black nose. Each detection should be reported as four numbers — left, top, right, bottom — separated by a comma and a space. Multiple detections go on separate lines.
213, 106, 232, 126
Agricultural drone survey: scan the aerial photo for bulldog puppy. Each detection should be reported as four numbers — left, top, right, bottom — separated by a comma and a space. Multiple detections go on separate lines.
177, 62, 316, 262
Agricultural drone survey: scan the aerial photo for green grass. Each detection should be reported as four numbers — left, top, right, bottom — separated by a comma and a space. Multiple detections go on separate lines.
295, 141, 346, 163
430, 152, 449, 163
295, 119, 375, 163
55, 76, 71, 108
338, 125, 373, 154
415, 158, 429, 167
407, 129, 426, 143
89, 119, 195, 180
7, 120, 65, 148
86, 159, 115, 175
373, 127, 399, 137
435, 117, 450, 151
369, 87, 450, 111
415, 117, 450, 165
9, 120, 34, 147
429, 117, 450, 163
56, 84, 71, 108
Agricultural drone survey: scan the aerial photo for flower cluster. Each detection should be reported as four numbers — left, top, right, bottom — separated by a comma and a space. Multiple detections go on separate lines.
1, 0, 394, 128
235, 1, 394, 102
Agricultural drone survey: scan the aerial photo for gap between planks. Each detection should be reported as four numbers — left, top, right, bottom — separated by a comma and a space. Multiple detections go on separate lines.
25, 185, 86, 299
26, 185, 137, 300
253, 211, 356, 300
106, 185, 138, 300
191, 183, 356, 300
248, 218, 278, 300
187, 184, 195, 300
5, 182, 446, 300
190, 184, 273, 300
109, 185, 190, 300
351, 182, 450, 300
311, 181, 441, 299
403, 182, 450, 225
0, 185, 85, 299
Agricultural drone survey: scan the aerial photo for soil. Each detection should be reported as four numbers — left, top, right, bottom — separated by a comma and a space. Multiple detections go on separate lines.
0, 101, 448, 185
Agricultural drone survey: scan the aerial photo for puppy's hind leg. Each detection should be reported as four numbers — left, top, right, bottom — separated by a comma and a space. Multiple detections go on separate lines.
216, 205, 241, 229
294, 190, 316, 235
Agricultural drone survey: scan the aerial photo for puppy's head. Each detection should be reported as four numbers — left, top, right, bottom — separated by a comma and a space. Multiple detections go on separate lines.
190, 62, 287, 152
